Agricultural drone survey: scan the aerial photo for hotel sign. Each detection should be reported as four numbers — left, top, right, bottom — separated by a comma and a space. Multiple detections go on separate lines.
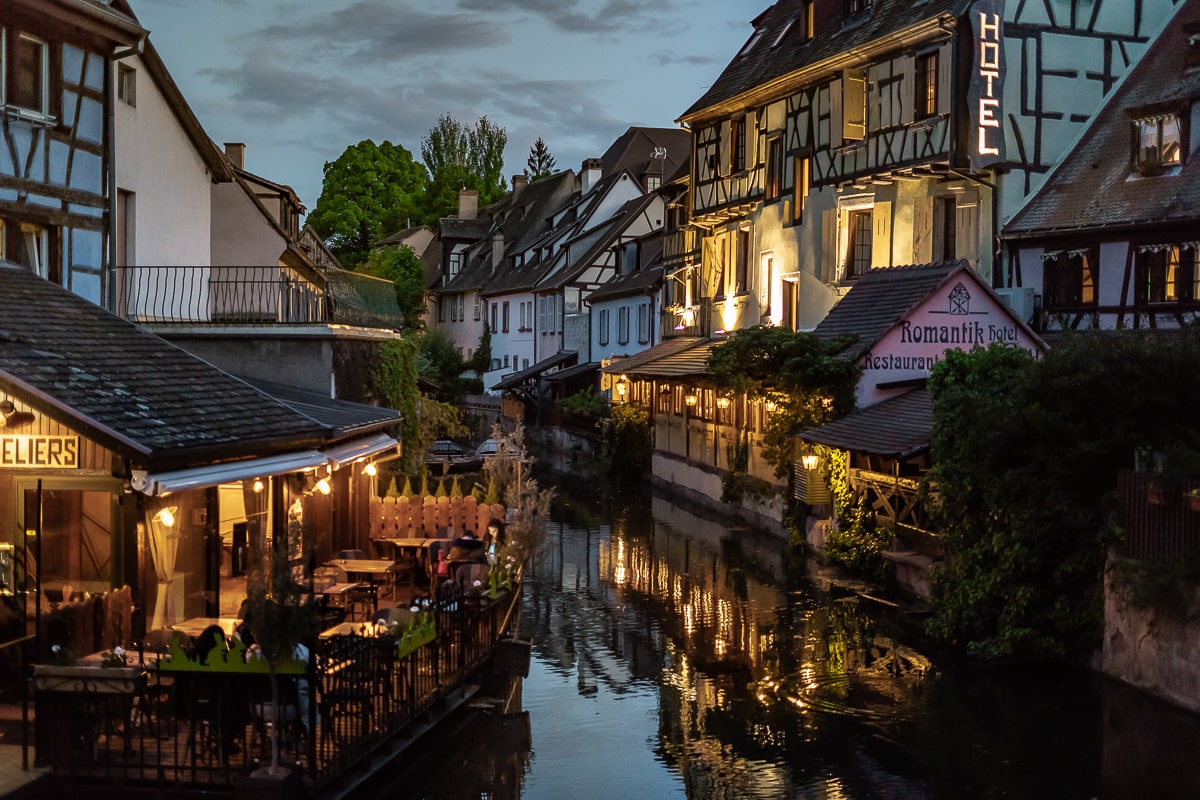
0, 436, 80, 469
969, 0, 1006, 172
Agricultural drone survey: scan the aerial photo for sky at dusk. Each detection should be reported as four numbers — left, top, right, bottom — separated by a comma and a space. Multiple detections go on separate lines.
130, 0, 767, 216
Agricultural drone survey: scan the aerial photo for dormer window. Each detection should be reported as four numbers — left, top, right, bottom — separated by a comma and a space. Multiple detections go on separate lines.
739, 27, 765, 57
848, 0, 873, 15
1133, 113, 1182, 176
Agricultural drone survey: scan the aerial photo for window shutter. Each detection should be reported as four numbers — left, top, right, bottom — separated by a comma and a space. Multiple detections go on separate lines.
829, 78, 843, 147
720, 120, 732, 176
867, 65, 880, 132
821, 208, 839, 282
912, 195, 934, 263
843, 69, 866, 142
956, 201, 979, 268
936, 43, 951, 116
899, 55, 916, 125
872, 201, 892, 268
744, 110, 758, 168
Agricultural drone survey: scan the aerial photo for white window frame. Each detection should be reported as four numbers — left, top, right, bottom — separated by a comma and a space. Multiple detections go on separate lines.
19, 223, 49, 279
117, 63, 136, 106
12, 31, 51, 119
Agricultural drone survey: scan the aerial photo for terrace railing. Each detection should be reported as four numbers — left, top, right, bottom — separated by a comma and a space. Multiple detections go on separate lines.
115, 265, 328, 325
27, 581, 518, 794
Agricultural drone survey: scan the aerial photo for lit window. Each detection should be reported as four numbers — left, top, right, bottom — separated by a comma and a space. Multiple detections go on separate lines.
1136, 245, 1194, 304
1134, 114, 1182, 175
803, 0, 815, 40
765, 138, 783, 201
792, 156, 810, 223
916, 51, 938, 119
1043, 249, 1098, 308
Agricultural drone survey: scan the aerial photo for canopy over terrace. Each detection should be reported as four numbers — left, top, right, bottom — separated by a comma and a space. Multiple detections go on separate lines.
797, 387, 933, 460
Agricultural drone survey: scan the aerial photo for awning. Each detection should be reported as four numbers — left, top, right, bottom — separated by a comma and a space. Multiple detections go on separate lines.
323, 433, 398, 468
798, 389, 933, 459
599, 336, 708, 376
132, 450, 328, 497
492, 351, 578, 392
543, 361, 600, 382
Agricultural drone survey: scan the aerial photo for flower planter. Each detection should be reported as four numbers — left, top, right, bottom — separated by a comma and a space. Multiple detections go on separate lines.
33, 664, 145, 694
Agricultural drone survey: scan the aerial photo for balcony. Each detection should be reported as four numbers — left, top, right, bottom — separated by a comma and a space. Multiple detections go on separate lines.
661, 302, 710, 339
116, 265, 328, 325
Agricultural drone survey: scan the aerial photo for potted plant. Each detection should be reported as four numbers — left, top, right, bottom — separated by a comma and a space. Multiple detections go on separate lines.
1186, 488, 1200, 512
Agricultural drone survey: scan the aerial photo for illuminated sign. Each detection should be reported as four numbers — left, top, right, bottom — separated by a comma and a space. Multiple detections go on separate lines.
0, 436, 80, 469
969, 0, 1006, 171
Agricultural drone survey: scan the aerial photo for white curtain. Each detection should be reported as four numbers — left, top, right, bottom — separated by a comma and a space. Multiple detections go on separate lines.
147, 505, 180, 631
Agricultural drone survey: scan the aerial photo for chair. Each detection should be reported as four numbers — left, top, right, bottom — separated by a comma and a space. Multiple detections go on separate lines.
247, 674, 305, 760
345, 584, 378, 622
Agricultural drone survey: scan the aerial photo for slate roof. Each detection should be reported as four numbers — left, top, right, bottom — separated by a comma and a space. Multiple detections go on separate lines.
1004, 0, 1200, 235
244, 379, 400, 435
600, 127, 692, 190
798, 387, 932, 457
812, 261, 966, 360
600, 336, 708, 374
586, 232, 664, 304
679, 0, 963, 122
542, 361, 600, 382
492, 351, 578, 392
0, 263, 330, 468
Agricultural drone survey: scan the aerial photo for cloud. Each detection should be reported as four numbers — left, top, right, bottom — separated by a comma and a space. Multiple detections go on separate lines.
454, 0, 678, 34
653, 51, 724, 67
239, 1, 506, 61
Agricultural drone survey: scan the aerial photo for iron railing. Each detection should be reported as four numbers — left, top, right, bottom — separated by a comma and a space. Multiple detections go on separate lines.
28, 581, 518, 794
1117, 469, 1200, 562
115, 265, 328, 325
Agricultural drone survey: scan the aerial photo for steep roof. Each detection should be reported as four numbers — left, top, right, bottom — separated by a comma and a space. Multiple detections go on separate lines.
679, 0, 962, 122
812, 261, 966, 360
0, 263, 330, 468
600, 127, 691, 189
586, 235, 664, 304
536, 194, 658, 292
1004, 0, 1199, 235
599, 336, 711, 376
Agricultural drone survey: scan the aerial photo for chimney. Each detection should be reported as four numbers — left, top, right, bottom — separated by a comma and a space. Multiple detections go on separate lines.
491, 232, 505, 272
512, 174, 528, 195
224, 142, 245, 170
458, 189, 479, 220
581, 158, 602, 195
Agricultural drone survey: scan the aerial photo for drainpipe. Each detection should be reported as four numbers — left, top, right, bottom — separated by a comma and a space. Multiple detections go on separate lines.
106, 36, 146, 314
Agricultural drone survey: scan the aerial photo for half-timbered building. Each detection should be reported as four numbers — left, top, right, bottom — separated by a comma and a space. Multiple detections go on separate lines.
1002, 0, 1200, 332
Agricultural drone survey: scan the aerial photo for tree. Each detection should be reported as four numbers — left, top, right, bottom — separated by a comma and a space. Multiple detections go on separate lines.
421, 113, 507, 221
308, 140, 428, 267
525, 137, 556, 179
359, 246, 427, 333
708, 326, 859, 478
468, 322, 492, 375
925, 333, 1200, 662
419, 329, 483, 399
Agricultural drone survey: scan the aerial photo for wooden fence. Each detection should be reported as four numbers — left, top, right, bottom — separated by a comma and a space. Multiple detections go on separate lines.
370, 495, 506, 538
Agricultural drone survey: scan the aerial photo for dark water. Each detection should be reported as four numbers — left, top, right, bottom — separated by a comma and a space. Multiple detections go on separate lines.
373, 487, 1200, 799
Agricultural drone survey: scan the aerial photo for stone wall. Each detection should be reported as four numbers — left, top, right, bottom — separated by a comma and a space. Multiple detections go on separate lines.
1102, 565, 1200, 713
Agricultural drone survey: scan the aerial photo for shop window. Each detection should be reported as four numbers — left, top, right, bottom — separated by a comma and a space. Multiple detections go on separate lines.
1042, 249, 1097, 308
916, 51, 938, 119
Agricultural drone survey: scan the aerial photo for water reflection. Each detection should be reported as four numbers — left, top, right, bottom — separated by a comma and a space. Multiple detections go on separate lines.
375, 488, 1200, 799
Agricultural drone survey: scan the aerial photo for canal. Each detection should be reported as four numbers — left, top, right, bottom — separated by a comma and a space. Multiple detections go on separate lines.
370, 484, 1200, 799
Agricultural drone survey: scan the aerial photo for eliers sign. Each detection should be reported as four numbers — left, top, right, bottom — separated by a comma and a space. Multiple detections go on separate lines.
0, 436, 80, 469
969, 0, 1006, 172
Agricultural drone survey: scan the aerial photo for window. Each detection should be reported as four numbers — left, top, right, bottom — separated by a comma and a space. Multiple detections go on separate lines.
1043, 249, 1098, 308
1136, 245, 1194, 304
448, 251, 463, 278
771, 19, 794, 48
848, 0, 873, 14
938, 198, 957, 261
598, 309, 610, 346
645, 174, 661, 191
845, 210, 873, 278
450, 295, 458, 322
117, 64, 136, 106
792, 156, 810, 223
503, 355, 510, 368
802, 0, 815, 40
474, 296, 481, 321
523, 358, 529, 369
637, 303, 649, 344
916, 51, 938, 119
457, 295, 464, 322
765, 138, 783, 201
618, 307, 630, 345
12, 32, 50, 115
734, 229, 750, 293
782, 279, 798, 331
438, 296, 447, 323
739, 27, 765, 57
519, 301, 526, 331
491, 302, 498, 332
1134, 114, 1182, 174
502, 301, 510, 332
732, 117, 746, 173
759, 253, 773, 316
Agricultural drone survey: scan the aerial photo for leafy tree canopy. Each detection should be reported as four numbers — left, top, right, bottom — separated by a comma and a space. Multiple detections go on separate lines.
418, 329, 482, 400
708, 326, 859, 477
526, 137, 557, 179
926, 332, 1200, 662
421, 113, 507, 221
358, 245, 427, 333
307, 140, 428, 267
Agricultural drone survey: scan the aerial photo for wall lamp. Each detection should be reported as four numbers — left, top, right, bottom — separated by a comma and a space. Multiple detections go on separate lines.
685, 393, 698, 407
716, 396, 731, 410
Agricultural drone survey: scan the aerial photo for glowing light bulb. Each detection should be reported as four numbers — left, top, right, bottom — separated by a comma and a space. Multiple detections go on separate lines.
157, 507, 176, 527
315, 478, 331, 495
252, 478, 264, 493
363, 462, 377, 477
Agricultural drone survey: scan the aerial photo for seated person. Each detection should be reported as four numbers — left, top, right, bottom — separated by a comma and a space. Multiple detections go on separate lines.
447, 531, 488, 567
483, 518, 506, 560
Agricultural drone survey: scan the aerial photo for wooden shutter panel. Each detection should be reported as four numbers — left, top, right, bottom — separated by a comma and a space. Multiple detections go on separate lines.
720, 120, 732, 176
912, 195, 933, 263
744, 110, 758, 168
872, 201, 892, 268
867, 65, 881, 132
843, 69, 866, 142
956, 200, 979, 268
821, 208, 839, 282
899, 55, 916, 125
829, 78, 843, 148
937, 43, 952, 115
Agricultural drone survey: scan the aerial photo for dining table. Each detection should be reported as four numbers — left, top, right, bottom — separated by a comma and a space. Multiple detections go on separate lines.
325, 558, 398, 600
